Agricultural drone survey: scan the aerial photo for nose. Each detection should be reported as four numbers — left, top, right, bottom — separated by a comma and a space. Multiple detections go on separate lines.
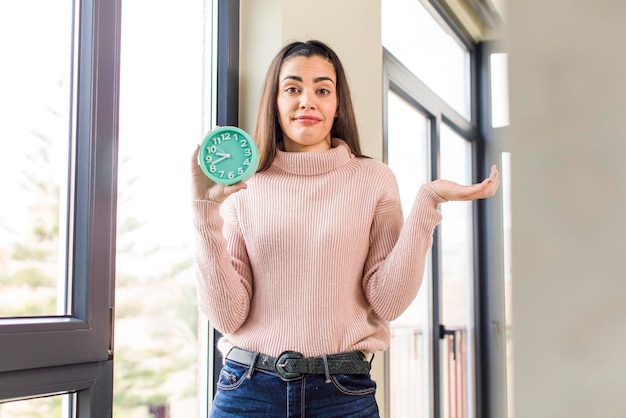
299, 90, 316, 109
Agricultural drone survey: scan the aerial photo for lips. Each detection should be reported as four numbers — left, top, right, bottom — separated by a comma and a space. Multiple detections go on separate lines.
293, 116, 322, 124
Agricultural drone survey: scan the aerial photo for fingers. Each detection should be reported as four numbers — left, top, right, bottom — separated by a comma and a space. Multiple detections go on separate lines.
426, 165, 500, 202
205, 181, 247, 203
225, 181, 247, 195
482, 165, 498, 182
456, 165, 500, 201
477, 164, 500, 198
489, 164, 499, 182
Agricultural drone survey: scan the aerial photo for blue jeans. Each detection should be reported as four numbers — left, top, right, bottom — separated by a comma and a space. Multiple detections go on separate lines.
210, 359, 380, 417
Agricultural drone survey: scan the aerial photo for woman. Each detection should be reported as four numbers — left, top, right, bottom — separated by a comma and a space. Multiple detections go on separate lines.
191, 40, 499, 417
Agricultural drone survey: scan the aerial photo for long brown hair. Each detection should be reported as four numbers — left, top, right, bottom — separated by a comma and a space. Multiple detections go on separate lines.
254, 40, 366, 172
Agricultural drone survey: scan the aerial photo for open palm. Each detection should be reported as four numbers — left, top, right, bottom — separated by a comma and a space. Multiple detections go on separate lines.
428, 164, 500, 201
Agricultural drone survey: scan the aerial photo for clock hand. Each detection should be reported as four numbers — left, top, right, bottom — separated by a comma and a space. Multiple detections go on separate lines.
211, 155, 230, 164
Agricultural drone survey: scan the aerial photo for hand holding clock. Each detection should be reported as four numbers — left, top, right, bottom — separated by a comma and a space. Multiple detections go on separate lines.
191, 126, 259, 203
427, 164, 500, 202
191, 144, 247, 203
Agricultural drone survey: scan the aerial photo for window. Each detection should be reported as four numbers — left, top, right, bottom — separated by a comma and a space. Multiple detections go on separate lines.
501, 151, 513, 418
114, 0, 215, 416
382, 1, 506, 418
0, 0, 73, 319
490, 53, 510, 128
485, 46, 512, 418
382, 0, 471, 119
0, 0, 121, 415
1, 1, 234, 416
481, 43, 511, 418
439, 124, 475, 418
0, 394, 72, 416
386, 90, 432, 418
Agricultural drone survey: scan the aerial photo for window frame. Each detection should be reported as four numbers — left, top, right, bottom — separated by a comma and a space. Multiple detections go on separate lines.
0, 0, 121, 413
384, 45, 482, 418
475, 39, 509, 418
205, 0, 241, 410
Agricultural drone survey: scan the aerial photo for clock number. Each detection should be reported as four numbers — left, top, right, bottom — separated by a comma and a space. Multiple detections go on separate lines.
201, 128, 256, 184
212, 132, 231, 145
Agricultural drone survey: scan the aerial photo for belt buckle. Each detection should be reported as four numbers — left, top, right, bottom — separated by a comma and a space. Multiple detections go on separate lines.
275, 351, 303, 380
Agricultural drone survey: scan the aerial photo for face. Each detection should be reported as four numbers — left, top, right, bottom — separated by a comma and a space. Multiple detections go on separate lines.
276, 55, 338, 152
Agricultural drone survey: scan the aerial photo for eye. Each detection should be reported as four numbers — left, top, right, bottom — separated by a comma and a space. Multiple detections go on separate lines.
317, 88, 331, 96
285, 86, 300, 94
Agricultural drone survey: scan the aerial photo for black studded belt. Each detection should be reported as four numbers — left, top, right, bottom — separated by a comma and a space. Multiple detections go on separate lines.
225, 347, 372, 380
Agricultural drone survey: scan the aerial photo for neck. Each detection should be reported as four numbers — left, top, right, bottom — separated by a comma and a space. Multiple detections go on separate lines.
282, 136, 332, 153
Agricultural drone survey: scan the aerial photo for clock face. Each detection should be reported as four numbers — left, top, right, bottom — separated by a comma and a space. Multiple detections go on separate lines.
198, 126, 260, 185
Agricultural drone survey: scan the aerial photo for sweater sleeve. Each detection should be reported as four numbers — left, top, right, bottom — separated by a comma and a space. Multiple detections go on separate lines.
192, 198, 252, 333
362, 183, 445, 321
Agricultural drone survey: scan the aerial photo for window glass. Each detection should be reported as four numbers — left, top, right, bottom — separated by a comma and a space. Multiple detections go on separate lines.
502, 151, 514, 418
439, 124, 475, 418
490, 53, 509, 128
0, 0, 74, 317
382, 0, 471, 119
0, 393, 72, 417
386, 90, 432, 418
114, 0, 210, 415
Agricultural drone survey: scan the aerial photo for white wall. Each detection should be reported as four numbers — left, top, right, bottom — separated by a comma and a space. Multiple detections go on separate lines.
507, 1, 626, 417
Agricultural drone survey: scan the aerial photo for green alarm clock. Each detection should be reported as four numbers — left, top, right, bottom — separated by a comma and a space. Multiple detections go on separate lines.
198, 126, 260, 185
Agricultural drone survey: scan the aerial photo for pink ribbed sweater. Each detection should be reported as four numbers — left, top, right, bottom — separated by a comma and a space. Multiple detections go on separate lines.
192, 139, 445, 358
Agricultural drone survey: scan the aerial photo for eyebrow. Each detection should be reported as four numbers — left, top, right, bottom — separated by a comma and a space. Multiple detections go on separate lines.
281, 75, 335, 85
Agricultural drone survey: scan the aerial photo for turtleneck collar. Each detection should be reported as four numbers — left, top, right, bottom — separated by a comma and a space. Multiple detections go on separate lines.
272, 139, 353, 176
